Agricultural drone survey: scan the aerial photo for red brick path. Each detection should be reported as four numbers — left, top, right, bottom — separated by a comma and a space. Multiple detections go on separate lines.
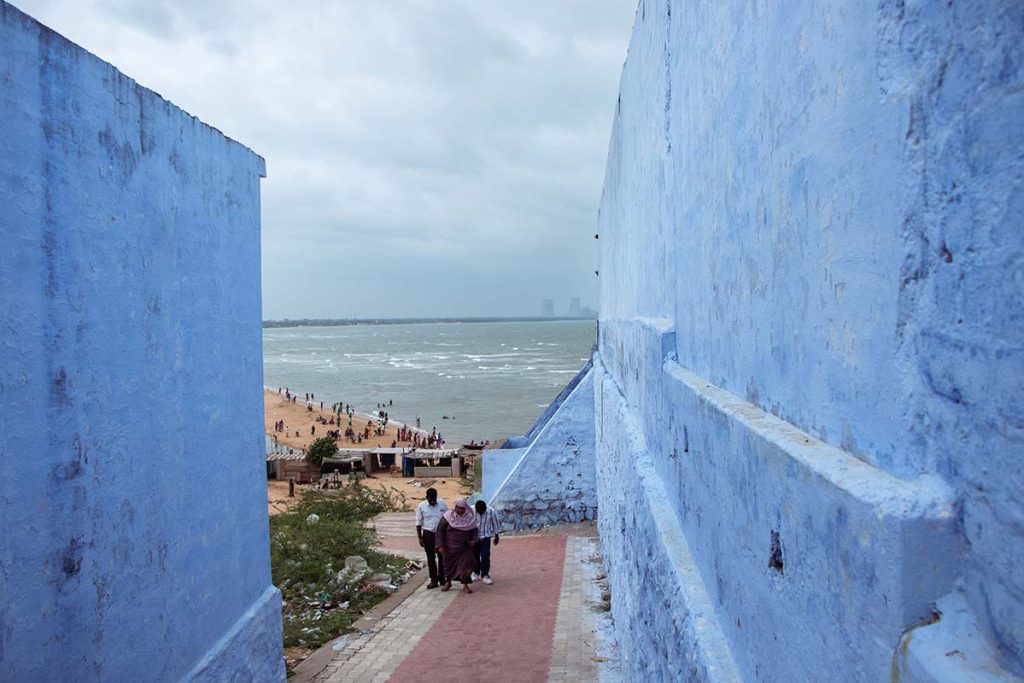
389, 535, 568, 683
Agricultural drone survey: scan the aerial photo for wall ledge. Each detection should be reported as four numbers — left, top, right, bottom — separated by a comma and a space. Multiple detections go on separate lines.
634, 430, 745, 682
595, 354, 742, 681
894, 592, 1023, 683
664, 360, 955, 520
596, 324, 963, 677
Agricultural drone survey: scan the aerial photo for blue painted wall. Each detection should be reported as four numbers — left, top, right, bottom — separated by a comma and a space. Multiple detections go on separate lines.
597, 0, 1023, 680
481, 447, 524, 502
505, 357, 594, 450
486, 363, 597, 529
0, 3, 283, 681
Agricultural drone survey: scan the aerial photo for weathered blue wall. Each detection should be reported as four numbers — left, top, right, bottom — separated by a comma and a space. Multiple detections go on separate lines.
481, 447, 524, 502
486, 363, 597, 529
597, 0, 1024, 680
0, 3, 283, 681
505, 356, 594, 450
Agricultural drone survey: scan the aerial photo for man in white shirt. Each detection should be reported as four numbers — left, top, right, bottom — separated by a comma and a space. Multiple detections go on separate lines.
415, 488, 448, 589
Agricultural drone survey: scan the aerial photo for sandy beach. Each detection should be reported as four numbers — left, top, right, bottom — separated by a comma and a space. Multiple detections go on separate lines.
265, 390, 475, 514
264, 389, 416, 452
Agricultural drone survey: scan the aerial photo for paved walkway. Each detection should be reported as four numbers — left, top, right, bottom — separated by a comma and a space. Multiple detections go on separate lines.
550, 536, 613, 682
308, 518, 618, 683
368, 512, 423, 560
390, 535, 566, 683
367, 512, 417, 540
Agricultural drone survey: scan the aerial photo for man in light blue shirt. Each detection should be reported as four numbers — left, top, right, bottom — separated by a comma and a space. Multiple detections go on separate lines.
473, 499, 500, 585
415, 488, 448, 589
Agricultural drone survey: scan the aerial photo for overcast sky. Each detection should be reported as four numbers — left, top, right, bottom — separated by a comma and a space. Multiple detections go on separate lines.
15, 0, 636, 319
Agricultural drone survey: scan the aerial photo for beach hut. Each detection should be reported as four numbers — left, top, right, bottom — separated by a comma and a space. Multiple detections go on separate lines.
331, 448, 372, 475
370, 447, 410, 474
401, 449, 461, 478
266, 451, 319, 483
320, 451, 368, 478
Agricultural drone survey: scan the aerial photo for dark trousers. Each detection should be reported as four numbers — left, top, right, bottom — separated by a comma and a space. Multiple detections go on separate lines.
475, 537, 492, 577
422, 530, 445, 584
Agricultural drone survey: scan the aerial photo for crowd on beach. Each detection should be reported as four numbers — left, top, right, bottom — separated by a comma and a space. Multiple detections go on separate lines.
271, 387, 449, 450
415, 488, 501, 594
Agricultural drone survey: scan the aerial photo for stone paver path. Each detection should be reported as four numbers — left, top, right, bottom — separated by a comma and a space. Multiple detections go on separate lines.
550, 536, 606, 682
367, 512, 416, 539
367, 512, 423, 560
310, 520, 618, 683
391, 535, 567, 683
313, 586, 457, 683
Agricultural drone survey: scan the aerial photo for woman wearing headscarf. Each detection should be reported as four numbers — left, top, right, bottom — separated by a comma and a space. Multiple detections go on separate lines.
435, 498, 479, 593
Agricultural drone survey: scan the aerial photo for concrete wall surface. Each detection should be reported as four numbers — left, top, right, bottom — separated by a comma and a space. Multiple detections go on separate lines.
0, 3, 283, 681
481, 447, 525, 502
596, 0, 1023, 680
486, 362, 597, 529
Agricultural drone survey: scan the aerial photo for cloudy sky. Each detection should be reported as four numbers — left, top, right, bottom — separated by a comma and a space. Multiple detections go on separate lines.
15, 0, 636, 319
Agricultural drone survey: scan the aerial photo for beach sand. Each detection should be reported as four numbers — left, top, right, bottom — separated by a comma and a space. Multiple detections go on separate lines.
267, 480, 300, 516
356, 475, 472, 512
264, 390, 474, 514
264, 389, 415, 452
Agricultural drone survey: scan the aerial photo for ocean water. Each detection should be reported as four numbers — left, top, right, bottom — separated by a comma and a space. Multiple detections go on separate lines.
262, 320, 596, 444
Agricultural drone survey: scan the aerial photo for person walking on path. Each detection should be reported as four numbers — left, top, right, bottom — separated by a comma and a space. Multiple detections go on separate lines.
415, 488, 448, 589
472, 500, 500, 585
435, 498, 479, 594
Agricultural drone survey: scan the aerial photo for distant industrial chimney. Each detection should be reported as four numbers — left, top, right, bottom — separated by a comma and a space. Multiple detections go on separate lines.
541, 299, 555, 317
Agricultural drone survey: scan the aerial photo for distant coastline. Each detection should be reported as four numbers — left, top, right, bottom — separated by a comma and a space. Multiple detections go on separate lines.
262, 316, 597, 329
263, 319, 596, 444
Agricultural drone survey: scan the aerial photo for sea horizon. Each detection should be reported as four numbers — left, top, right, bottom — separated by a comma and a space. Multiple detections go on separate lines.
262, 319, 596, 445
262, 314, 597, 329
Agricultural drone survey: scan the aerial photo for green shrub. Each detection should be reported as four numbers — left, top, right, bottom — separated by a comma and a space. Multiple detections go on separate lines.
270, 481, 406, 652
305, 437, 338, 466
